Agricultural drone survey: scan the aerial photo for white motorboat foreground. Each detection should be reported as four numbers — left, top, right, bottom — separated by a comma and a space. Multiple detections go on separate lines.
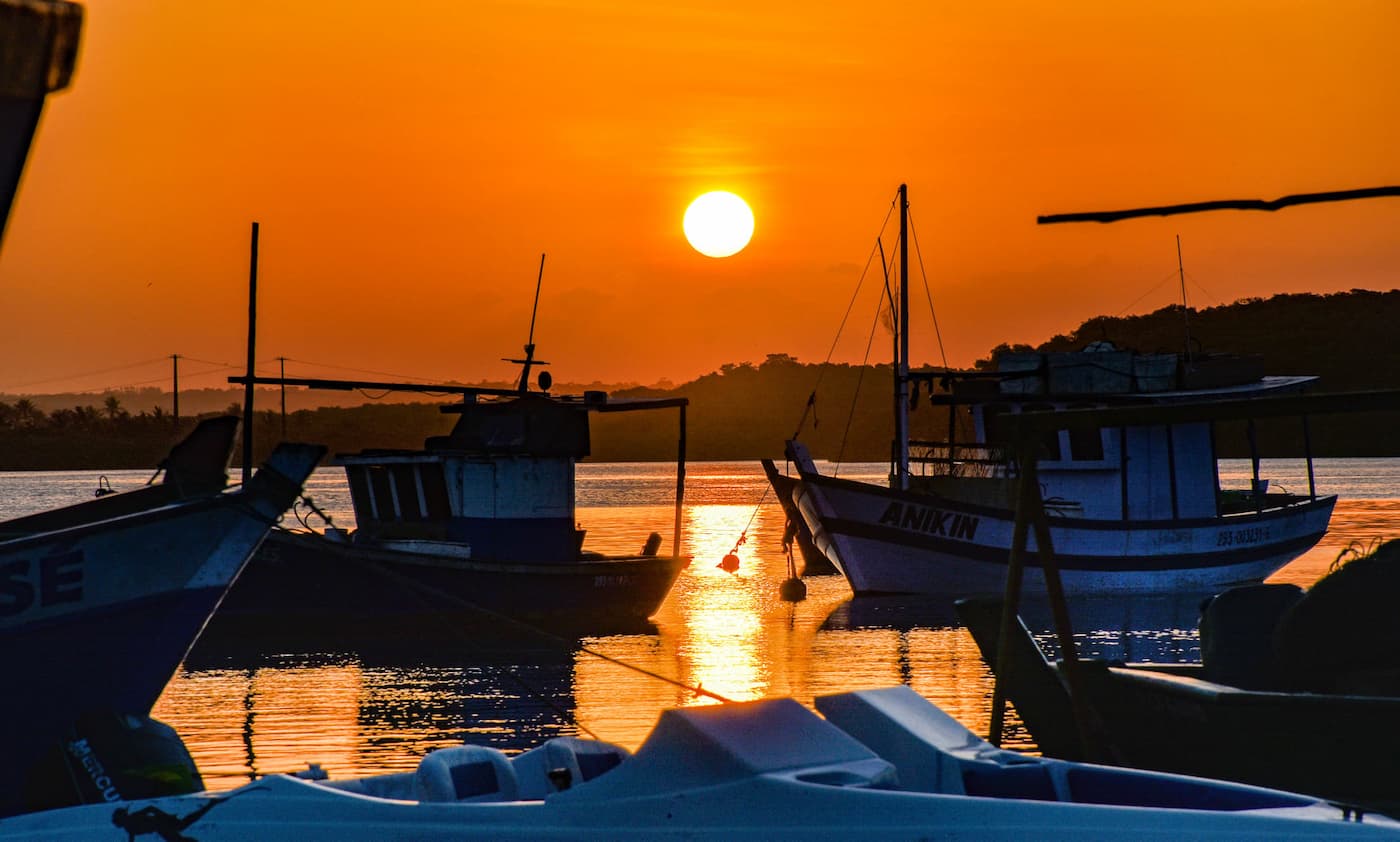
4, 686, 1394, 840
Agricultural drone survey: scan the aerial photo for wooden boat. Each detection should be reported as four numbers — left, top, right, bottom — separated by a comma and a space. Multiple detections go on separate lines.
957, 593, 1400, 814
0, 424, 323, 816
207, 386, 689, 636
786, 184, 1335, 598
5, 685, 1396, 839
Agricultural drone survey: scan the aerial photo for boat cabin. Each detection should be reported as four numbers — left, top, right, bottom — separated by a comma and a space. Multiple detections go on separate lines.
337, 395, 593, 562
912, 347, 1321, 521
333, 391, 687, 563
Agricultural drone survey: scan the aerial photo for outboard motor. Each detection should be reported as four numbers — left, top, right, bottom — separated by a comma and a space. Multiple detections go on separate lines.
21, 711, 203, 814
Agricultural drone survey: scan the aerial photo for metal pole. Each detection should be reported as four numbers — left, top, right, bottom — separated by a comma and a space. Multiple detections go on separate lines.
673, 403, 687, 556
171, 354, 179, 425
1247, 418, 1261, 513
279, 356, 287, 439
988, 472, 1032, 746
1303, 414, 1316, 499
895, 184, 910, 490
242, 222, 259, 484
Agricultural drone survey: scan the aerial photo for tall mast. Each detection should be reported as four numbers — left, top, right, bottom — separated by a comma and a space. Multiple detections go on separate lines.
895, 184, 910, 490
242, 221, 259, 484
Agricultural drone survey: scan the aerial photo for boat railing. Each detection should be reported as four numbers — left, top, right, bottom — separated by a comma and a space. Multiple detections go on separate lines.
908, 440, 1008, 478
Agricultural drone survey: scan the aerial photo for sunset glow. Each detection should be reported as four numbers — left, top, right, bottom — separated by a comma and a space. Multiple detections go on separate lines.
1, 2, 1397, 392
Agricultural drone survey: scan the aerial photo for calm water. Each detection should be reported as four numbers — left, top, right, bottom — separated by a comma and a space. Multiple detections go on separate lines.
7, 457, 1400, 789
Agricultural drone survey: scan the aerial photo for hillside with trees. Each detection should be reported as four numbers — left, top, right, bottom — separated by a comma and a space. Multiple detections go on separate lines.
2, 288, 1399, 469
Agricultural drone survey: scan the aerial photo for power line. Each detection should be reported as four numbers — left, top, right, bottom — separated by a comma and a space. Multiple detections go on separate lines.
0, 355, 170, 392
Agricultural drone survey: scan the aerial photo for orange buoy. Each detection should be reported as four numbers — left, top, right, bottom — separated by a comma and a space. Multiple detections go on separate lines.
718, 553, 740, 573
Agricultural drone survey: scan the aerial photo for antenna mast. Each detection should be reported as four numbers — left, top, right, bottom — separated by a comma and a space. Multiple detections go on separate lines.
508, 253, 550, 393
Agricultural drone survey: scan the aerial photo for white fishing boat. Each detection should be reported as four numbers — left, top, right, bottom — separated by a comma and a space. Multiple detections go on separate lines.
786, 184, 1336, 597
3, 685, 1395, 839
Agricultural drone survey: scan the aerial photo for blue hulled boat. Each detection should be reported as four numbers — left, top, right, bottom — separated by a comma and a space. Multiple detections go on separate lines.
0, 427, 324, 815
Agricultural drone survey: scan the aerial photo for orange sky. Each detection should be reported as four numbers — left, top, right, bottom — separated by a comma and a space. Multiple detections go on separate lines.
2, 0, 1397, 395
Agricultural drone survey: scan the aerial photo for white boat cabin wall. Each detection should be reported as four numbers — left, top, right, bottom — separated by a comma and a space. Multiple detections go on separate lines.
338, 394, 591, 562
915, 347, 1318, 522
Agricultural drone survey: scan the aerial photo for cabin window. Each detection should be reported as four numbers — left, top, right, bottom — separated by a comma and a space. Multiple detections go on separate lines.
346, 466, 375, 522
982, 404, 1011, 445
367, 466, 397, 520
1024, 403, 1061, 460
392, 465, 424, 521
1066, 403, 1104, 461
418, 462, 451, 519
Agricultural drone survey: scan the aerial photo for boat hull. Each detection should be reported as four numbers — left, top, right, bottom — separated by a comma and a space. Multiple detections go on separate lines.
1074, 663, 1400, 812
761, 459, 836, 576
0, 443, 322, 816
206, 529, 687, 636
795, 472, 1336, 596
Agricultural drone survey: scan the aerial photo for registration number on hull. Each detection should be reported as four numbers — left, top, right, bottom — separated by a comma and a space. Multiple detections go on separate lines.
0, 550, 84, 617
877, 502, 980, 541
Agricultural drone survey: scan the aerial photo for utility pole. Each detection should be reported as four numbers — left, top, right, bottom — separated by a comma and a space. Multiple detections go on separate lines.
170, 354, 180, 425
278, 356, 287, 439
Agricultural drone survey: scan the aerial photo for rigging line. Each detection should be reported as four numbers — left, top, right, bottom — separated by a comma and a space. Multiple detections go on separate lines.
730, 485, 772, 558
498, 670, 600, 741
835, 285, 889, 473
321, 544, 605, 740
1182, 270, 1218, 304
907, 209, 949, 369
333, 548, 734, 704
792, 200, 899, 439
281, 357, 450, 383
1112, 268, 1182, 317
0, 355, 171, 392
819, 199, 900, 365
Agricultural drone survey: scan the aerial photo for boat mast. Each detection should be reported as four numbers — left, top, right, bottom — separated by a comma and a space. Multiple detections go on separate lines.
894, 184, 910, 490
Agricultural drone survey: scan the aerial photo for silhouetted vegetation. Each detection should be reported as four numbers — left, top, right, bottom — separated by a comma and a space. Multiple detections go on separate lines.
3, 289, 1400, 469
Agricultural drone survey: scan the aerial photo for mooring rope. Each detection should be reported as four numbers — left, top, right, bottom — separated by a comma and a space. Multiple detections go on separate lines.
318, 538, 735, 705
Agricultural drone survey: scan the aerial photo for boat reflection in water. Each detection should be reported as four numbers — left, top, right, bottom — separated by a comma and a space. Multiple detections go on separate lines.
152, 466, 1400, 791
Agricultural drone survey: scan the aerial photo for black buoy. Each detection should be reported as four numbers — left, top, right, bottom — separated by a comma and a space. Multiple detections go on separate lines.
718, 553, 740, 573
779, 577, 807, 602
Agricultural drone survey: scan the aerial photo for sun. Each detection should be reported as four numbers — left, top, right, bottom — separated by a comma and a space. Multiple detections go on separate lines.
683, 191, 754, 258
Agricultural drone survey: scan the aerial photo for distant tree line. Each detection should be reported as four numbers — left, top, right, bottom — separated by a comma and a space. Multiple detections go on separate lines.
3, 288, 1400, 469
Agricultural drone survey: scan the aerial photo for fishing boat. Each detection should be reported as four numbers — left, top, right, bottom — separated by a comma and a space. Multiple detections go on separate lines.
4, 685, 1395, 839
206, 387, 689, 637
0, 426, 324, 816
785, 184, 1336, 598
